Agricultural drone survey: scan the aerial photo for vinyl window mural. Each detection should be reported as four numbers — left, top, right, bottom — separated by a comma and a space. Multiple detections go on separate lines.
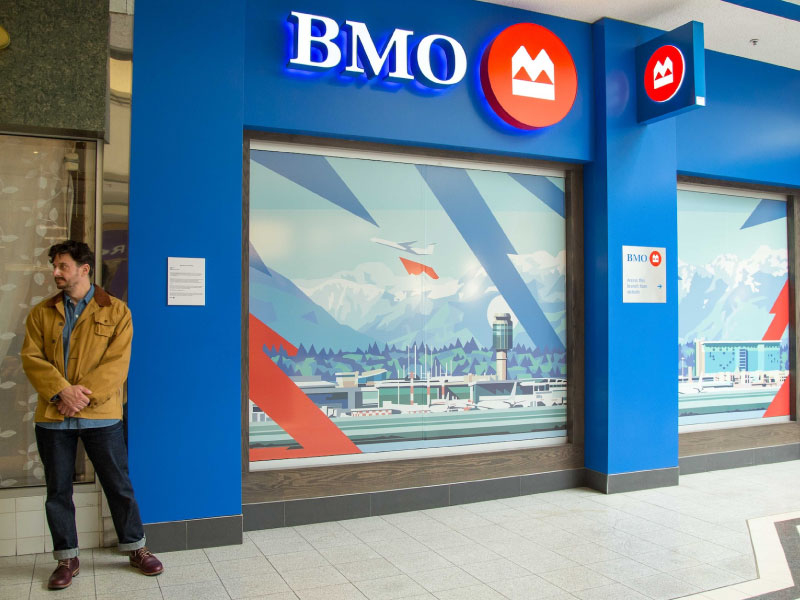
678, 189, 790, 430
248, 146, 568, 464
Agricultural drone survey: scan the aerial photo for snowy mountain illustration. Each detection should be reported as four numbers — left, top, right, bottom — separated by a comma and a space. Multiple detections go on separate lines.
294, 250, 567, 350
678, 246, 788, 343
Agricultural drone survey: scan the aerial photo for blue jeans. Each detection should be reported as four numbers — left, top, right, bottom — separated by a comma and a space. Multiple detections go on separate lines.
36, 422, 146, 559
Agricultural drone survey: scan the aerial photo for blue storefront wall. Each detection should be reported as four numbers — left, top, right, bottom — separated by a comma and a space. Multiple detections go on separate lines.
243, 0, 593, 161
130, 0, 800, 524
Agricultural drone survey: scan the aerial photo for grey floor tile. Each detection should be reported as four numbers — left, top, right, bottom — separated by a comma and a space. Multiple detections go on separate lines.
160, 580, 231, 600
510, 548, 580, 575
221, 572, 291, 598
389, 551, 454, 575
0, 563, 34, 585
309, 533, 363, 551
670, 541, 742, 562
97, 589, 164, 600
281, 565, 348, 591
95, 569, 161, 594
668, 564, 747, 590
319, 544, 382, 566
432, 583, 507, 599
587, 557, 660, 583
255, 536, 315, 557
572, 582, 648, 600
409, 566, 481, 593
415, 531, 473, 552
707, 553, 757, 580
0, 582, 32, 600
156, 562, 220, 588
461, 557, 532, 583
335, 557, 402, 582
213, 556, 277, 580
295, 582, 368, 600
633, 549, 698, 573
204, 540, 264, 563
629, 527, 700, 550
538, 565, 616, 593
152, 549, 210, 568
553, 543, 624, 565
354, 574, 428, 600
433, 544, 502, 566
623, 572, 701, 600
269, 550, 330, 574
489, 574, 573, 600
367, 537, 430, 559
0, 555, 35, 568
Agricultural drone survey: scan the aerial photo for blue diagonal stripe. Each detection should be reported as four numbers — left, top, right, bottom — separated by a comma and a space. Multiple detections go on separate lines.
418, 165, 565, 353
741, 199, 786, 229
509, 174, 565, 218
253, 151, 378, 226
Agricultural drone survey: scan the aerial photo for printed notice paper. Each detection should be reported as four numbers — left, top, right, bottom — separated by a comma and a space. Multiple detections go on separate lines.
622, 245, 666, 303
167, 257, 205, 306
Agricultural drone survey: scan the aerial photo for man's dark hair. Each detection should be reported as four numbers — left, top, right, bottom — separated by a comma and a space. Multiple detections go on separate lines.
48, 241, 95, 277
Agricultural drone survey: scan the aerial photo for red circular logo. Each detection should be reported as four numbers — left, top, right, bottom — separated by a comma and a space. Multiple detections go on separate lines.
644, 45, 685, 103
480, 23, 577, 130
650, 251, 662, 266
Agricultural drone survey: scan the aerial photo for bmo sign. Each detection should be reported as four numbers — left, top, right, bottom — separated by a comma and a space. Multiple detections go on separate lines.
287, 11, 577, 129
288, 12, 467, 88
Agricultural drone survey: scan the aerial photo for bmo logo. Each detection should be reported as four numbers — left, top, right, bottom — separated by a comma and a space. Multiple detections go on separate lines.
480, 23, 577, 129
644, 45, 685, 102
625, 251, 662, 266
284, 12, 580, 130
288, 11, 467, 88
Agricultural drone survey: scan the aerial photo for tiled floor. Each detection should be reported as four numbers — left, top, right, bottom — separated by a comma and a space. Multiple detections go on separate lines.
3, 460, 800, 600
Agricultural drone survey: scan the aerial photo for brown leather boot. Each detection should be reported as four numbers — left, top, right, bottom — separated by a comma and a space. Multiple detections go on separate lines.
47, 557, 80, 589
129, 547, 164, 575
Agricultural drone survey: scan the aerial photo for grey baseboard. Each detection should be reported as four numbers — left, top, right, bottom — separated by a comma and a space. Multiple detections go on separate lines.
144, 514, 242, 553
244, 468, 586, 530
585, 466, 680, 494
679, 443, 800, 475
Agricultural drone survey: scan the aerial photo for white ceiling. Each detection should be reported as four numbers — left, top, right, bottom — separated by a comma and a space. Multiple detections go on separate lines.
481, 0, 800, 71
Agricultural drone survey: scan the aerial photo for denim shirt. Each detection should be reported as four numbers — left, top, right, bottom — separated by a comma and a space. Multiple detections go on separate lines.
37, 286, 120, 431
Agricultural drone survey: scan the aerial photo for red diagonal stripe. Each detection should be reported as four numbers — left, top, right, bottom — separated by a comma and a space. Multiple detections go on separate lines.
248, 314, 361, 461
763, 280, 790, 341
763, 376, 791, 418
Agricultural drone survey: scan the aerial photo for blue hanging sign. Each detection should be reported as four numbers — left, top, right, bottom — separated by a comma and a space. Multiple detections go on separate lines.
635, 21, 706, 124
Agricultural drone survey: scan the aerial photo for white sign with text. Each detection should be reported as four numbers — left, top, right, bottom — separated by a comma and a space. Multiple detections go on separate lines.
168, 257, 205, 306
622, 245, 666, 303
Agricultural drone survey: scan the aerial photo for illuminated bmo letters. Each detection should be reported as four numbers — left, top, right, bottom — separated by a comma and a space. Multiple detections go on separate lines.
288, 11, 467, 88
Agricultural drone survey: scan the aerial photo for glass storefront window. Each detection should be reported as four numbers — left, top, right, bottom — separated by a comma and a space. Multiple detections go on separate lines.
0, 133, 97, 487
247, 143, 569, 468
677, 185, 790, 431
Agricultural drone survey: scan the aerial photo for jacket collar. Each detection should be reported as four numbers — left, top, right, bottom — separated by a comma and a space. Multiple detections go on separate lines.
44, 285, 112, 309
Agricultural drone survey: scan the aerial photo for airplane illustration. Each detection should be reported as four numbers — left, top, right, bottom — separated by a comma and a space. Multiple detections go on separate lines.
371, 237, 436, 255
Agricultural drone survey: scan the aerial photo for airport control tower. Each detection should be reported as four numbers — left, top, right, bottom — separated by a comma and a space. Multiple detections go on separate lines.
492, 313, 513, 380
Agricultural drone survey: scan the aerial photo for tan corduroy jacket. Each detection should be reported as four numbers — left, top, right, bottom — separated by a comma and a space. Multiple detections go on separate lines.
21, 286, 132, 422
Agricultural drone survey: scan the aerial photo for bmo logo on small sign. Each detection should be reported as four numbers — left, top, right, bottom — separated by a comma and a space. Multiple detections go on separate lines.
480, 23, 577, 129
644, 45, 685, 102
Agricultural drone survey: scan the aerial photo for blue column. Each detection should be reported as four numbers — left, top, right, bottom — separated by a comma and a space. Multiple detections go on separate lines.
583, 19, 679, 487
128, 0, 245, 523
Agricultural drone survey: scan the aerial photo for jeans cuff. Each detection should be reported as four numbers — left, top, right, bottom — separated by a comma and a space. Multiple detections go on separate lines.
53, 548, 79, 560
118, 537, 146, 552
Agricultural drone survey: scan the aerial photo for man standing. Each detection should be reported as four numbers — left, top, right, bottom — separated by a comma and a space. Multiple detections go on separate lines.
21, 241, 163, 590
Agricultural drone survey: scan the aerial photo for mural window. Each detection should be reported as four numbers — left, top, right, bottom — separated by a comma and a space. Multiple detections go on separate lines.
247, 143, 570, 468
677, 185, 790, 432
0, 133, 98, 488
